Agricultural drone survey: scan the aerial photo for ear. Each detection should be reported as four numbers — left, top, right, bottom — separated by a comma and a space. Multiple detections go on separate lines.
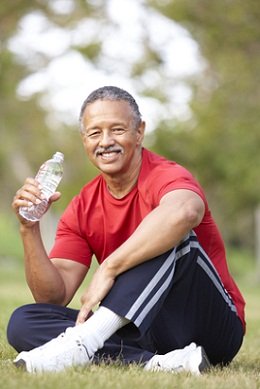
136, 121, 146, 145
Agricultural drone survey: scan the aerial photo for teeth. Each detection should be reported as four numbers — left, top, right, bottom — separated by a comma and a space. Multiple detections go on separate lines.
101, 152, 118, 158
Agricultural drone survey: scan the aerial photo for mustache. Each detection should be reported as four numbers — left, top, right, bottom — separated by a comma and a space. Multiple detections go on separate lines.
95, 146, 123, 156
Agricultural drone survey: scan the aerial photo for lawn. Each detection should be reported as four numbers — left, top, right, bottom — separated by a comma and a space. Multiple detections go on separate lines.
0, 254, 259, 388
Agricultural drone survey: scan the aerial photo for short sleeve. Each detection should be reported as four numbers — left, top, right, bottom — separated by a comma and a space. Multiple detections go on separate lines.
149, 164, 207, 206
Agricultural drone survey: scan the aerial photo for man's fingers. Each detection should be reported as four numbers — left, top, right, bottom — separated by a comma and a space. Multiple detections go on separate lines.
76, 306, 90, 325
49, 192, 61, 202
76, 310, 93, 325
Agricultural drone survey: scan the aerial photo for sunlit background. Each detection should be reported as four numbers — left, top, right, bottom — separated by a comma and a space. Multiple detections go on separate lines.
1, 0, 259, 271
9, 0, 203, 130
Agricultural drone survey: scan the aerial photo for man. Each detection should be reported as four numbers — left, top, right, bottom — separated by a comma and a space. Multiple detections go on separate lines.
8, 86, 245, 374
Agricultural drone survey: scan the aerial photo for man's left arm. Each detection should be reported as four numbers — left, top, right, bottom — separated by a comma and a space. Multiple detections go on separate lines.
77, 189, 205, 323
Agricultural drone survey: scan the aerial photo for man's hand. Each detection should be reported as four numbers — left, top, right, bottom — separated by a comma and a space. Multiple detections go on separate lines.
12, 177, 61, 225
76, 263, 115, 325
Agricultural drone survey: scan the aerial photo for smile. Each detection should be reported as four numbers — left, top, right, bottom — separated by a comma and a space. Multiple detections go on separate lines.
96, 148, 123, 159
100, 151, 120, 160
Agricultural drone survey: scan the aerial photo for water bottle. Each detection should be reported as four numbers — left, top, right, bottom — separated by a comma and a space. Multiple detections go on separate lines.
19, 152, 64, 222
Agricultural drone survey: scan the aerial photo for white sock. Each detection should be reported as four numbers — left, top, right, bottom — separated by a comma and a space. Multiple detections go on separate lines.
74, 306, 129, 356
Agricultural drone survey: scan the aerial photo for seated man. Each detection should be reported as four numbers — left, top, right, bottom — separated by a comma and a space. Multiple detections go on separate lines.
8, 86, 245, 374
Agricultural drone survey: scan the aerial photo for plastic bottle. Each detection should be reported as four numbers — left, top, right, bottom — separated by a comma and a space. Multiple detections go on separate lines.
19, 152, 64, 222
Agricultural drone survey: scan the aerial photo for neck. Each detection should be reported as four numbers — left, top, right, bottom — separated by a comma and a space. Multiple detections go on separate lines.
104, 152, 142, 199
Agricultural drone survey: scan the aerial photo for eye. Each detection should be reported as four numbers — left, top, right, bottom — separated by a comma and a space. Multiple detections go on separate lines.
112, 128, 126, 135
87, 130, 101, 138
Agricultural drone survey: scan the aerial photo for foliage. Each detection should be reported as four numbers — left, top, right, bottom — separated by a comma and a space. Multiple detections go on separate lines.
147, 0, 260, 249
0, 0, 103, 211
0, 0, 259, 250
0, 0, 167, 211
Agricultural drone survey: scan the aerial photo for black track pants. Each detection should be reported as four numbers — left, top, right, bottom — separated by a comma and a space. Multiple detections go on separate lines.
7, 232, 244, 365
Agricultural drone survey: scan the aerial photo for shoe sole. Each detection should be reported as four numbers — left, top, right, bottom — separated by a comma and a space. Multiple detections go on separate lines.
14, 358, 27, 370
198, 347, 211, 373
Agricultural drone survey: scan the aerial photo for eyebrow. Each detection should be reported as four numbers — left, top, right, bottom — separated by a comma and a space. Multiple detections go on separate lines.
85, 121, 127, 131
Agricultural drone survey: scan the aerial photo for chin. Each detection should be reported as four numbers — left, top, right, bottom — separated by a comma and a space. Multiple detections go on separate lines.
96, 163, 120, 174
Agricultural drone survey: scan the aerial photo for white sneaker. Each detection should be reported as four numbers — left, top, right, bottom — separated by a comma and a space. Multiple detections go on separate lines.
144, 343, 210, 375
13, 327, 92, 373
185, 345, 211, 375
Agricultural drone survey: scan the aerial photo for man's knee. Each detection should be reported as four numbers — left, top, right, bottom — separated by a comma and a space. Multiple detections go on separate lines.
7, 303, 79, 352
7, 304, 35, 352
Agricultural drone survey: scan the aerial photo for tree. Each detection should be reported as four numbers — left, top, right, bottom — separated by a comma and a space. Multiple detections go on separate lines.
147, 0, 260, 249
0, 1, 105, 210
1, 0, 259, 251
0, 0, 177, 211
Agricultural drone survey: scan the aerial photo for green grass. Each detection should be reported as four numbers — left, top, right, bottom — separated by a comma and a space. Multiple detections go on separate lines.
0, 211, 260, 388
0, 256, 260, 389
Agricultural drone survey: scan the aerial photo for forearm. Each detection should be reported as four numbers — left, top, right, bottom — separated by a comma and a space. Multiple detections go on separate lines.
103, 201, 196, 276
20, 223, 66, 304
103, 190, 205, 278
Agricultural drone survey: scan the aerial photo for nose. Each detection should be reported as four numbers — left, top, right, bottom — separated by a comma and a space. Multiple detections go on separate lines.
99, 130, 115, 148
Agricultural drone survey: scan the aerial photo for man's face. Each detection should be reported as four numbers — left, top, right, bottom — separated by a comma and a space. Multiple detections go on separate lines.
81, 100, 145, 176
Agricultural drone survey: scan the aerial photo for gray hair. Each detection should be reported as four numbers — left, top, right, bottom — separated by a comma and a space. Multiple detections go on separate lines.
79, 86, 142, 132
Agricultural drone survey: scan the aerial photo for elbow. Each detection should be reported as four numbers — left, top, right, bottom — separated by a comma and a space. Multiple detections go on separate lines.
33, 288, 67, 306
34, 296, 65, 306
161, 190, 205, 233
181, 203, 204, 230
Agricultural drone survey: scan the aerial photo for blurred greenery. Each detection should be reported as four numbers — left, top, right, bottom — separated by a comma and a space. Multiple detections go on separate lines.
0, 0, 103, 213
147, 0, 260, 250
0, 214, 22, 260
0, 0, 259, 258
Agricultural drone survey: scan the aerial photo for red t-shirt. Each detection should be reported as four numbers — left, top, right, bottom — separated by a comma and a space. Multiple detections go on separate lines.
49, 148, 245, 330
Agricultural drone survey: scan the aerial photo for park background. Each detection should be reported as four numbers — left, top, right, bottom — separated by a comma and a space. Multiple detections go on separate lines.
0, 1, 259, 388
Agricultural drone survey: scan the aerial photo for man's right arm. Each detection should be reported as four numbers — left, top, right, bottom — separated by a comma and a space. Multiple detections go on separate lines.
13, 177, 88, 306
20, 223, 88, 306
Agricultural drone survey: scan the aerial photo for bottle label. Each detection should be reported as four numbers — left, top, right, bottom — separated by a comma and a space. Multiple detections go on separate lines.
35, 162, 62, 199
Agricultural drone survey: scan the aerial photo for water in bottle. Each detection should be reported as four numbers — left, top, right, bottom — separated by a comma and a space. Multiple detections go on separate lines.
19, 152, 64, 221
